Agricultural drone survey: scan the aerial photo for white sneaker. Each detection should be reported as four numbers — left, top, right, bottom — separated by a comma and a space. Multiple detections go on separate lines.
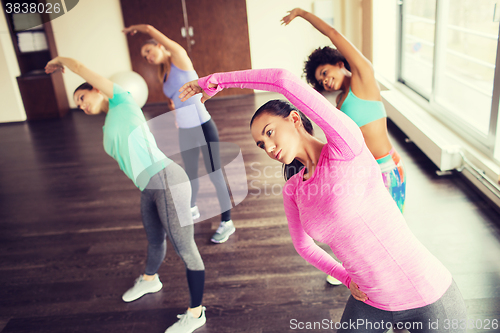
191, 206, 200, 220
165, 306, 206, 333
326, 275, 343, 286
122, 274, 163, 302
211, 220, 235, 243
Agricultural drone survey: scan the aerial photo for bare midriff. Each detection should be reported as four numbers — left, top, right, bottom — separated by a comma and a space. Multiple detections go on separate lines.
359, 117, 393, 159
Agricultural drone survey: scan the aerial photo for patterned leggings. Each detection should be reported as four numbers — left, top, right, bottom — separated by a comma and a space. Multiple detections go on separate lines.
376, 148, 406, 213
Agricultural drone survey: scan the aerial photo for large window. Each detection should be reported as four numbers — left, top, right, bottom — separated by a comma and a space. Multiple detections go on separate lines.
399, 0, 500, 153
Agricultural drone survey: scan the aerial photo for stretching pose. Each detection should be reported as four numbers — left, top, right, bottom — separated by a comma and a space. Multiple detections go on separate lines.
45, 57, 206, 333
123, 24, 235, 244
179, 69, 466, 332
283, 8, 406, 213
283, 8, 406, 286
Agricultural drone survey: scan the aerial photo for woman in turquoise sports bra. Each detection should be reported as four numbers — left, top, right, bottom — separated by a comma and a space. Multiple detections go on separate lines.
283, 8, 406, 286
282, 8, 406, 213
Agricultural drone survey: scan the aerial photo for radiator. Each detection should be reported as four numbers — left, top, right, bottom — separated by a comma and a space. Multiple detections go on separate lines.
381, 90, 500, 211
381, 90, 463, 171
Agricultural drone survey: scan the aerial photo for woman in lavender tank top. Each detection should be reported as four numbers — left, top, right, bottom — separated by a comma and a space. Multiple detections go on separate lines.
123, 24, 235, 244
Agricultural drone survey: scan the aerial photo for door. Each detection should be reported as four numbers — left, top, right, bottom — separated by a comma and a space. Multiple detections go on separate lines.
120, 0, 253, 104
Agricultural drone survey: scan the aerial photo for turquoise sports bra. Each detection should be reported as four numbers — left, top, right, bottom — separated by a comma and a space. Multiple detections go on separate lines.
339, 88, 387, 127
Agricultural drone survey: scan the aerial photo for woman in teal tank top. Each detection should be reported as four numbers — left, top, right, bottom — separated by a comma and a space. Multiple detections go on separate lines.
283, 8, 406, 286
45, 57, 207, 333
283, 8, 406, 213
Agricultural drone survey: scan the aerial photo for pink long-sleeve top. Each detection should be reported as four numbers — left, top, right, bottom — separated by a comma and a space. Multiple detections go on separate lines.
198, 69, 452, 311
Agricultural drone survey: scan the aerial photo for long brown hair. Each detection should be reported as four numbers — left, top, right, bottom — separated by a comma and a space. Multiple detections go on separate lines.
143, 39, 171, 82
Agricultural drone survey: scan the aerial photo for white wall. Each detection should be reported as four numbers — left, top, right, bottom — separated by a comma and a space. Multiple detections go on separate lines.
51, 0, 132, 108
343, 0, 362, 50
245, 0, 336, 86
3, 0, 349, 117
495, 109, 500, 162
372, 0, 398, 82
0, 11, 26, 122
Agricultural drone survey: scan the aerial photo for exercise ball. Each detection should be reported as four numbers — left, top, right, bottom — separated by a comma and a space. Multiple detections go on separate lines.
110, 71, 149, 107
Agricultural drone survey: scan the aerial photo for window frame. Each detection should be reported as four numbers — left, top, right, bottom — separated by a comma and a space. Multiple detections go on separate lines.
397, 0, 500, 157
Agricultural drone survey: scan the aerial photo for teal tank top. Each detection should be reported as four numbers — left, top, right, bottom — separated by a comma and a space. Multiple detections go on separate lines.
340, 88, 387, 127
103, 84, 172, 191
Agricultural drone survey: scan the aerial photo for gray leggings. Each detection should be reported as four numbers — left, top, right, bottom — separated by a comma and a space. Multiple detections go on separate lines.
338, 280, 467, 333
140, 162, 205, 307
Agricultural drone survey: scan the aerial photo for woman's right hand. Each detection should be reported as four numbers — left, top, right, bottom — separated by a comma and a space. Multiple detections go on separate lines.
178, 80, 217, 103
166, 97, 175, 111
122, 24, 149, 36
45, 57, 64, 74
281, 8, 304, 25
349, 280, 368, 302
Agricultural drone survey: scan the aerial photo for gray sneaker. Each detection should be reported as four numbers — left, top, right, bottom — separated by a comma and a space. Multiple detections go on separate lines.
165, 306, 206, 333
211, 220, 235, 243
191, 206, 200, 220
122, 274, 162, 302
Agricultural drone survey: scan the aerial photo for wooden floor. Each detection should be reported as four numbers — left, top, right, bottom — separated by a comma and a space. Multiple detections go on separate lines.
1, 92, 500, 333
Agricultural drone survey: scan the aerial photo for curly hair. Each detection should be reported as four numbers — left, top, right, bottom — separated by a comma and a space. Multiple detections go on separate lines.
304, 46, 351, 92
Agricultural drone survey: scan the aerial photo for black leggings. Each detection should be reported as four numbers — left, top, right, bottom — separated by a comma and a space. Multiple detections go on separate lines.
179, 119, 231, 221
338, 280, 467, 333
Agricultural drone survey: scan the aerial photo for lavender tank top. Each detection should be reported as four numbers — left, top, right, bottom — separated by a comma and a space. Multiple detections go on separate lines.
163, 63, 211, 128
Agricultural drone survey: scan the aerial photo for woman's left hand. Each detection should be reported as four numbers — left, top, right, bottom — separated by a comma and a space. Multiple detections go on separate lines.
281, 8, 304, 25
45, 57, 64, 74
166, 97, 175, 111
178, 80, 216, 103
122, 24, 148, 36
349, 280, 368, 302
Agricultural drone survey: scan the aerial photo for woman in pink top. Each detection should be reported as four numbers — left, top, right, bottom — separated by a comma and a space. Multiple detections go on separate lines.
179, 69, 466, 332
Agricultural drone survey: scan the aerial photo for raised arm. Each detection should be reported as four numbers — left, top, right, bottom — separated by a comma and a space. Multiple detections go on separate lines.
180, 68, 364, 159
123, 24, 192, 70
45, 57, 114, 98
282, 8, 378, 95
282, 8, 371, 76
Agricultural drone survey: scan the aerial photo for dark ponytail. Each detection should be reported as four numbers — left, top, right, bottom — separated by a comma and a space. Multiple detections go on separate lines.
73, 82, 94, 95
250, 100, 314, 181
